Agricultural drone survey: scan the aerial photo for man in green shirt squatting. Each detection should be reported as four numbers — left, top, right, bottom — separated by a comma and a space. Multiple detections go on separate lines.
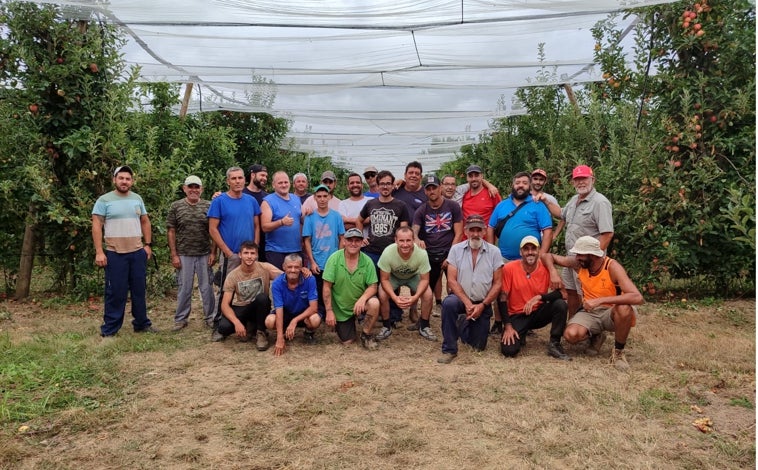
322, 228, 381, 350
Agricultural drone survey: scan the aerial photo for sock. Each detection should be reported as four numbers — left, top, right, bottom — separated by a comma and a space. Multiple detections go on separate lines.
435, 299, 441, 305
383, 319, 392, 329
419, 318, 430, 329
615, 341, 625, 350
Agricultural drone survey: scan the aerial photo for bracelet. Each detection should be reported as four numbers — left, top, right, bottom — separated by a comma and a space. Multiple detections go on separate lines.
144, 242, 153, 247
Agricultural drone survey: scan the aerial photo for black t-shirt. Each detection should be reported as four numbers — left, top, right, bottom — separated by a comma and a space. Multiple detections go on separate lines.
359, 198, 411, 254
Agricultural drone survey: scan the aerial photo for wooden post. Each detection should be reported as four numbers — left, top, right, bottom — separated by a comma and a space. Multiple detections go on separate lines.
14, 206, 36, 300
179, 83, 194, 118
561, 83, 580, 113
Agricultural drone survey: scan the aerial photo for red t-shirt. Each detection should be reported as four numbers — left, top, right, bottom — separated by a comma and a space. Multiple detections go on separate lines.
501, 260, 550, 316
461, 188, 501, 240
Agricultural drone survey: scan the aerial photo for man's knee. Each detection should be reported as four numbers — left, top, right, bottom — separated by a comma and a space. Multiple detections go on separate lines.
365, 297, 380, 317
613, 305, 634, 322
264, 314, 276, 330
563, 324, 588, 344
306, 313, 322, 329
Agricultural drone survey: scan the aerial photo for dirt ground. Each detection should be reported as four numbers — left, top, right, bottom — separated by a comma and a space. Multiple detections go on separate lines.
1, 296, 755, 469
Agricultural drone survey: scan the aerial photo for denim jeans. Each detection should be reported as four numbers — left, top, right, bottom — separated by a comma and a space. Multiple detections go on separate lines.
440, 294, 492, 355
101, 249, 151, 336
174, 255, 215, 324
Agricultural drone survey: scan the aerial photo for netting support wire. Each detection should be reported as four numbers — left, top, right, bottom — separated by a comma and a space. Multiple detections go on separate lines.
411, 30, 422, 66
180, 82, 194, 118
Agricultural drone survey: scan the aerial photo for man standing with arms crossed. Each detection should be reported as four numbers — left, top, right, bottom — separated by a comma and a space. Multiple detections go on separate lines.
554, 165, 614, 316
167, 175, 215, 331
92, 165, 156, 337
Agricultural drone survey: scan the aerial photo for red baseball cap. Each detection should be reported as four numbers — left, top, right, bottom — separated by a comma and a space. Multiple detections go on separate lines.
531, 168, 547, 178
572, 165, 594, 179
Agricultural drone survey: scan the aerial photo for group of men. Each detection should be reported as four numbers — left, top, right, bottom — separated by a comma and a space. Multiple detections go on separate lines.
92, 161, 642, 370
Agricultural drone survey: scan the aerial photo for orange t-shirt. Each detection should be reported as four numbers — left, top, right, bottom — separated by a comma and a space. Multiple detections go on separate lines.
501, 260, 550, 316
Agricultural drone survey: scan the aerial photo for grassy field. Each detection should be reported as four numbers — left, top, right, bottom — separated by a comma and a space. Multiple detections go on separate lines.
0, 295, 754, 469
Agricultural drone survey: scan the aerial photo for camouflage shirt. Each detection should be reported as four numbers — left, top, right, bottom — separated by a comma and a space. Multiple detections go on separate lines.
166, 198, 212, 256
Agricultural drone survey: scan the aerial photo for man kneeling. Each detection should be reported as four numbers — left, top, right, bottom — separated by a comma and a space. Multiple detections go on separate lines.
266, 254, 321, 356
499, 236, 570, 360
214, 241, 282, 351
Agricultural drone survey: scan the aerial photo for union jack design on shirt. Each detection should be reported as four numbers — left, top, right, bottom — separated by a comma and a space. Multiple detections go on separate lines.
424, 211, 453, 233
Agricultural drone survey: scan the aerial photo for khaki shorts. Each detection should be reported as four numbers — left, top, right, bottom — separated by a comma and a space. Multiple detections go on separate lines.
389, 274, 421, 292
568, 305, 637, 335
560, 264, 583, 295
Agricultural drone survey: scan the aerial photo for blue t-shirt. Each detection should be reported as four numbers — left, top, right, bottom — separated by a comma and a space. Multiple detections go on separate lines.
488, 195, 552, 260
263, 193, 302, 253
272, 273, 318, 316
207, 193, 261, 254
302, 209, 345, 269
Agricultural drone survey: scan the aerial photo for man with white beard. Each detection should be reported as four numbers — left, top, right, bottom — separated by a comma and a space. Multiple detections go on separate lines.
437, 214, 504, 364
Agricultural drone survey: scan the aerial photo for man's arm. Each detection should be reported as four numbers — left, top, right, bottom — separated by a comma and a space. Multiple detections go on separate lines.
486, 226, 496, 245
451, 221, 463, 245
445, 264, 471, 308
553, 218, 565, 243
354, 283, 378, 315
597, 232, 614, 251
323, 280, 337, 327
167, 227, 181, 269
303, 237, 319, 273
541, 252, 577, 291
254, 215, 261, 246
539, 227, 553, 255
209, 217, 233, 258
140, 214, 153, 260
412, 224, 426, 249
409, 272, 430, 304
92, 214, 107, 267
260, 201, 279, 233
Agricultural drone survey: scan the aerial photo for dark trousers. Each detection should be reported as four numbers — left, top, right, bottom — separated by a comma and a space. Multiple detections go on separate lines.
101, 249, 151, 336
218, 293, 271, 337
427, 251, 449, 297
500, 299, 568, 357
314, 271, 326, 318
440, 294, 492, 355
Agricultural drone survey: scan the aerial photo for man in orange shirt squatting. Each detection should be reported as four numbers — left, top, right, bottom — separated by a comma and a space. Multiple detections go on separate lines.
542, 236, 644, 371
498, 236, 569, 361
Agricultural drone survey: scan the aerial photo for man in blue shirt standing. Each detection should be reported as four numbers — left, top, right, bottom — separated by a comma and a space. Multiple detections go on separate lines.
265, 254, 321, 355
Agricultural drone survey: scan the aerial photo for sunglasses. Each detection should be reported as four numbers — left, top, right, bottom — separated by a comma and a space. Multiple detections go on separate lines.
364, 172, 377, 178
187, 184, 201, 189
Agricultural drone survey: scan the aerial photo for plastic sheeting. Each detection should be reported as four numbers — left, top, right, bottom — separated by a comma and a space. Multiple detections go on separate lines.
32, 0, 675, 175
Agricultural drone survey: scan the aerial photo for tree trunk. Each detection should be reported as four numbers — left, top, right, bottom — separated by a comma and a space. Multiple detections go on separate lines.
14, 206, 36, 300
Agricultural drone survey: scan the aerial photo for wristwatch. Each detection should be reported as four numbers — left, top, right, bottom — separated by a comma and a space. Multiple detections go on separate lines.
144, 242, 153, 247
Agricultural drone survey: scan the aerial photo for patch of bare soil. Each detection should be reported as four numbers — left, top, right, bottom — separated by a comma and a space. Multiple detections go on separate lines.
1, 297, 755, 469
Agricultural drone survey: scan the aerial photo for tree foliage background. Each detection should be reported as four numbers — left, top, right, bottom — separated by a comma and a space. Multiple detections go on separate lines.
441, 0, 755, 296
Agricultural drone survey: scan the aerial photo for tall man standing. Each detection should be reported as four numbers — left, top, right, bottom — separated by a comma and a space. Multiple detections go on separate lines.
459, 165, 501, 229
208, 166, 261, 328
92, 165, 156, 337
529, 168, 561, 218
302, 170, 341, 213
553, 165, 614, 316
292, 172, 312, 204
338, 172, 372, 231
363, 166, 380, 198
413, 175, 463, 319
260, 171, 302, 269
245, 163, 268, 261
167, 175, 215, 331
437, 215, 504, 364
393, 161, 427, 214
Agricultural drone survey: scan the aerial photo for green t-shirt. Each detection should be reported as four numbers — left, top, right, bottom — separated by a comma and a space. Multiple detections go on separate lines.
377, 244, 431, 280
322, 249, 378, 322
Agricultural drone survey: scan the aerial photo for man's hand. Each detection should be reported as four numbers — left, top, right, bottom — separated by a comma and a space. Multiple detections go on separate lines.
171, 255, 181, 269
353, 297, 367, 315
326, 310, 336, 327
523, 295, 541, 315
394, 295, 414, 310
582, 298, 602, 312
285, 322, 297, 340
95, 253, 107, 267
233, 320, 247, 338
274, 338, 286, 356
465, 302, 484, 321
501, 323, 520, 345
549, 271, 563, 291
144, 245, 153, 260
208, 252, 217, 266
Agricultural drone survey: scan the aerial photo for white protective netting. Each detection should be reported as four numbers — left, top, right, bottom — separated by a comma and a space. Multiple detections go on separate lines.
33, 0, 675, 175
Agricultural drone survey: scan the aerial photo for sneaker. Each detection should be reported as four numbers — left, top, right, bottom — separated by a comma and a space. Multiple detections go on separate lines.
547, 341, 572, 361
304, 330, 317, 345
610, 348, 630, 372
256, 331, 270, 351
406, 322, 419, 331
375, 326, 392, 341
171, 321, 188, 332
586, 331, 607, 356
489, 321, 503, 337
437, 352, 457, 364
360, 332, 378, 350
418, 326, 438, 341
135, 325, 159, 334
211, 329, 225, 342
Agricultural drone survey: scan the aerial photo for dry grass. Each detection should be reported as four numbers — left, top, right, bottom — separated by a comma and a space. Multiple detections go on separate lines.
0, 297, 754, 469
